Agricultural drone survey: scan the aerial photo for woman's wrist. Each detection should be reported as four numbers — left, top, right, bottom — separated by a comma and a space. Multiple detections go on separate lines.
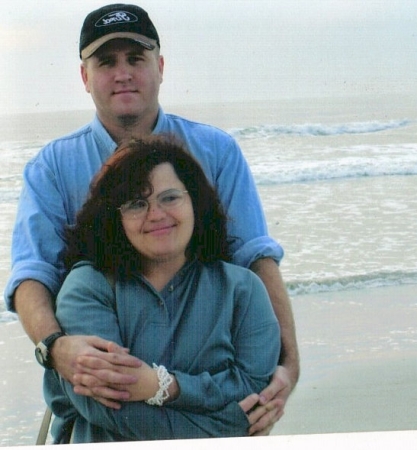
166, 372, 179, 402
122, 363, 180, 404
145, 364, 176, 406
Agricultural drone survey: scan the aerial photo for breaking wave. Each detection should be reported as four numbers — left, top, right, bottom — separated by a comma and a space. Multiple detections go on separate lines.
230, 119, 411, 139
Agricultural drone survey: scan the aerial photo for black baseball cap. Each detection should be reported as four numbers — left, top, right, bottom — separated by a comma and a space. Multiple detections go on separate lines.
79, 4, 160, 59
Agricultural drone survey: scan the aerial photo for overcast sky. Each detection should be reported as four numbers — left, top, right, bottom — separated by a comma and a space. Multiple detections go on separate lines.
1, 0, 416, 114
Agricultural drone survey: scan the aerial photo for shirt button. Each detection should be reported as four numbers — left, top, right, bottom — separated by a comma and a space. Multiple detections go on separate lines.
159, 300, 164, 306
168, 285, 174, 292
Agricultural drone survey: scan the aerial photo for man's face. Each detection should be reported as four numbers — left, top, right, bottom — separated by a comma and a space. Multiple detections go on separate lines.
81, 39, 164, 127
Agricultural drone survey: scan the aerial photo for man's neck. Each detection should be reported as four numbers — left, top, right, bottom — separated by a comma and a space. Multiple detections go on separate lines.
99, 111, 159, 144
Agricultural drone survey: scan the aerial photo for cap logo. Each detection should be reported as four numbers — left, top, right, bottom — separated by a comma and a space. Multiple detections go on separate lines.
95, 11, 138, 27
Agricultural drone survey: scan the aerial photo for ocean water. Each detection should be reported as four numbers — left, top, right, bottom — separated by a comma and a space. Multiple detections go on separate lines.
232, 111, 417, 295
1, 95, 417, 322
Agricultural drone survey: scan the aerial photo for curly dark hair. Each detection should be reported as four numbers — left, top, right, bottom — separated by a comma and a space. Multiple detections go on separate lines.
64, 136, 232, 277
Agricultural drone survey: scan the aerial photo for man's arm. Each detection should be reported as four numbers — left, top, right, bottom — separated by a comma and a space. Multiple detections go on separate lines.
14, 280, 61, 345
251, 258, 299, 379
247, 257, 300, 435
14, 279, 140, 404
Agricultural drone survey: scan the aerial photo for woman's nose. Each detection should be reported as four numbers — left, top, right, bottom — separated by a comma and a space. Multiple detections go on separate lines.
146, 202, 166, 219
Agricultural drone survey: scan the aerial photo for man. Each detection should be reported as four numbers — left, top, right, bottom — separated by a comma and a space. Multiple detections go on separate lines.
5, 4, 299, 436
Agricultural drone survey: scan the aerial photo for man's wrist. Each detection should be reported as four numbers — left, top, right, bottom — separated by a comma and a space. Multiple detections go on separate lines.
279, 358, 300, 391
35, 331, 66, 369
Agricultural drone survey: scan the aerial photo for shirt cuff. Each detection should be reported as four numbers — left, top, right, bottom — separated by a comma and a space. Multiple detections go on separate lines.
168, 371, 225, 412
232, 236, 284, 269
4, 261, 63, 312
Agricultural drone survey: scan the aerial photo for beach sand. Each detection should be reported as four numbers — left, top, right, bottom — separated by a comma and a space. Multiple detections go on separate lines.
0, 321, 46, 446
1, 284, 416, 446
273, 283, 417, 435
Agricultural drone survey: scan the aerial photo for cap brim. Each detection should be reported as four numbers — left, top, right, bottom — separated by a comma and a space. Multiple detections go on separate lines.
81, 32, 156, 59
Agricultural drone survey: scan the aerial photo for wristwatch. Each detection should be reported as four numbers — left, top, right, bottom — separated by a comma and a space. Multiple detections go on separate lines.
35, 331, 66, 369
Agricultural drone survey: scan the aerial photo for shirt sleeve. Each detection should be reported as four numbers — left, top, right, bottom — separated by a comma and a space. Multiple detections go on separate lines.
168, 270, 280, 413
4, 152, 68, 310
208, 135, 284, 268
61, 384, 250, 441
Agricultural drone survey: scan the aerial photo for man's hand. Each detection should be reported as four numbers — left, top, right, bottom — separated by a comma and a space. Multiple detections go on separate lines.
13, 282, 141, 408
73, 349, 180, 406
51, 335, 141, 408
239, 365, 293, 436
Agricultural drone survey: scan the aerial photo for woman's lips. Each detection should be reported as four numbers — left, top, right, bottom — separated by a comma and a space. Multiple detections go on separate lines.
145, 225, 175, 236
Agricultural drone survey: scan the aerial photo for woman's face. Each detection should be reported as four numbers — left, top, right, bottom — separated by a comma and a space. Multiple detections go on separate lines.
120, 163, 194, 269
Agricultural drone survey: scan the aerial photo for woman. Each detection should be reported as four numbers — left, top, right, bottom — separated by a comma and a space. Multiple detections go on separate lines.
46, 137, 280, 442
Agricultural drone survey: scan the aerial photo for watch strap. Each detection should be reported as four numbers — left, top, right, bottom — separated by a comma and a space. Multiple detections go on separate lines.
42, 331, 66, 349
35, 331, 66, 369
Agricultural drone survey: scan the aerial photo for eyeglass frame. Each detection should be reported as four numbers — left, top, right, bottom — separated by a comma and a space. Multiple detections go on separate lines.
118, 188, 189, 220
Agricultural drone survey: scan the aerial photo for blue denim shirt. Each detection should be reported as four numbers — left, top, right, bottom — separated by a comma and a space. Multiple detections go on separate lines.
46, 260, 280, 441
5, 108, 284, 310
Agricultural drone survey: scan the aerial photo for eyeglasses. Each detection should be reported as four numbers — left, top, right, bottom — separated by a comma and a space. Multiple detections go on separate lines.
119, 189, 189, 220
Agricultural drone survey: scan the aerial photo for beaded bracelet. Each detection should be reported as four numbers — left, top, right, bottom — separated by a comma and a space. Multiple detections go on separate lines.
145, 363, 173, 406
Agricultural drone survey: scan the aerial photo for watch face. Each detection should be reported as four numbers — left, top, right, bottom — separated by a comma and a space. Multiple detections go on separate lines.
35, 341, 49, 368
35, 346, 46, 366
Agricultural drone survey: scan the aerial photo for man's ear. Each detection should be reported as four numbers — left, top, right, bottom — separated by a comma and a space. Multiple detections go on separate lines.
80, 63, 90, 93
158, 55, 165, 84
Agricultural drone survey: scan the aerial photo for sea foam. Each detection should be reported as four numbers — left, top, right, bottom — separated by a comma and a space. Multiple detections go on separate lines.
229, 119, 411, 139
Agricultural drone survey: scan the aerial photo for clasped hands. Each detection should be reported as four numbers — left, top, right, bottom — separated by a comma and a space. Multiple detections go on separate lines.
51, 335, 289, 436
